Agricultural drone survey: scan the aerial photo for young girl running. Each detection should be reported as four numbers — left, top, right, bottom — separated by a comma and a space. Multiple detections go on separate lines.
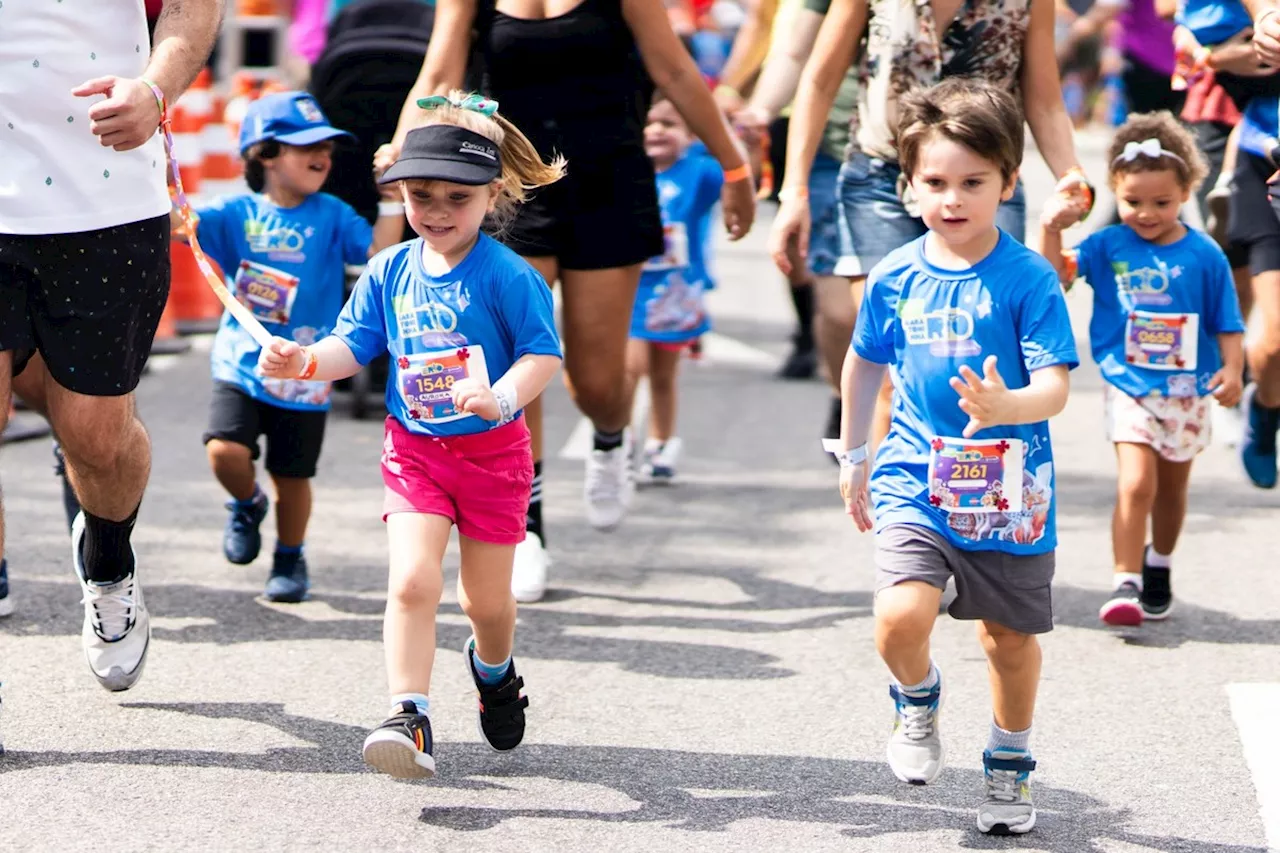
627, 95, 724, 483
1041, 111, 1245, 627
836, 79, 1077, 836
259, 92, 565, 778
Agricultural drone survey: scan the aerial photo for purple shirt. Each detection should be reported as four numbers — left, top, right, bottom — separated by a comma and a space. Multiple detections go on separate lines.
1112, 0, 1176, 75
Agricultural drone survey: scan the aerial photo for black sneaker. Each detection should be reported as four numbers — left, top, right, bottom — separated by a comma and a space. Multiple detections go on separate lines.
223, 493, 269, 565
1099, 580, 1143, 627
1140, 549, 1174, 621
777, 335, 817, 380
463, 635, 529, 752
264, 551, 309, 603
362, 700, 435, 779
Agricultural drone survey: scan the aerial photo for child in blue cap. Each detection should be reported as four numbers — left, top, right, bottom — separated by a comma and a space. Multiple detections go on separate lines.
180, 91, 404, 602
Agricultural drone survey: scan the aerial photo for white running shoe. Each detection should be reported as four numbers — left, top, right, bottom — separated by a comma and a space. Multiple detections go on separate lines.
71, 512, 151, 692
886, 678, 945, 785
639, 437, 682, 484
511, 532, 551, 603
584, 431, 635, 530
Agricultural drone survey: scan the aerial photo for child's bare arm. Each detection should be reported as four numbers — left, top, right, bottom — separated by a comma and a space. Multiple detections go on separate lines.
370, 204, 404, 256
259, 335, 363, 383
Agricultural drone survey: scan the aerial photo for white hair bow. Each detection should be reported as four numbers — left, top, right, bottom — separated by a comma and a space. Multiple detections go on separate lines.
1113, 138, 1186, 166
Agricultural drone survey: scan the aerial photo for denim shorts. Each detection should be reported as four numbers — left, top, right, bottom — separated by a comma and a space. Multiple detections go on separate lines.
807, 151, 848, 276
833, 151, 1027, 278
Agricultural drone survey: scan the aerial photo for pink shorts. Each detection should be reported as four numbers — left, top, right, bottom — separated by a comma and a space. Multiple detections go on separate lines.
1103, 384, 1212, 462
381, 415, 533, 545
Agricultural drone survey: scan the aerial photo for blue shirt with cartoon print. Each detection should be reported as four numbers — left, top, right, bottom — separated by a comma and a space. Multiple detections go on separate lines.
197, 192, 372, 411
630, 143, 723, 344
334, 234, 562, 437
853, 231, 1079, 555
1074, 224, 1245, 399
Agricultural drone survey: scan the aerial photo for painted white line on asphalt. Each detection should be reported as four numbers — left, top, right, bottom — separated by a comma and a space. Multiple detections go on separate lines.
1228, 683, 1280, 852
699, 331, 781, 370
559, 376, 650, 461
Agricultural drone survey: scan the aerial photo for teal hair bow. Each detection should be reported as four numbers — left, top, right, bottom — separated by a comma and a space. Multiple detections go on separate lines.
416, 93, 499, 117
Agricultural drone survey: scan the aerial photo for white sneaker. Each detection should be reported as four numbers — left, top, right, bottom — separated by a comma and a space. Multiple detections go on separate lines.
584, 431, 635, 530
640, 437, 682, 484
71, 512, 151, 692
511, 532, 551, 603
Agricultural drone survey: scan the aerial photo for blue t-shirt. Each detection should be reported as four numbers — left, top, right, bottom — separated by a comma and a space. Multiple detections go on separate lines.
1074, 224, 1246, 398
1176, 0, 1250, 45
334, 234, 562, 437
1239, 97, 1278, 159
630, 144, 723, 344
853, 232, 1079, 555
197, 192, 372, 411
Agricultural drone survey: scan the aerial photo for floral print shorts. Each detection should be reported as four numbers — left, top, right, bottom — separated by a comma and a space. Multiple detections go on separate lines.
1103, 384, 1212, 462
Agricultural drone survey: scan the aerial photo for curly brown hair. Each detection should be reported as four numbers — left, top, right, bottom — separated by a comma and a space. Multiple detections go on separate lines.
1107, 111, 1208, 191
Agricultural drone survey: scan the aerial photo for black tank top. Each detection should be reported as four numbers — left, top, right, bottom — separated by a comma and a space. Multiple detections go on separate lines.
473, 0, 653, 157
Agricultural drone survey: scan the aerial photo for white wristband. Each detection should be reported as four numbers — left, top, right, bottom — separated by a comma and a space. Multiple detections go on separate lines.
822, 438, 868, 467
492, 377, 518, 425
377, 201, 405, 217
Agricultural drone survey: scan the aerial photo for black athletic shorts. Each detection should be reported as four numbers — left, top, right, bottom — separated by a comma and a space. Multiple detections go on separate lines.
202, 381, 328, 479
0, 215, 169, 396
494, 119, 664, 270
1227, 151, 1280, 276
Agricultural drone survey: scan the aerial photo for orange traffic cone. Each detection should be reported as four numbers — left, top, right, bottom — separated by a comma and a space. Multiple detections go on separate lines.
171, 241, 227, 335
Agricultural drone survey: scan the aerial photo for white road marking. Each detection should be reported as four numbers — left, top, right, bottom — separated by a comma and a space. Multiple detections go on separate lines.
1228, 683, 1280, 852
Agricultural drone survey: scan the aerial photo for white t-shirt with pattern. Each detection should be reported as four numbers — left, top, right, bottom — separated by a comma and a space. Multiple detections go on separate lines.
0, 0, 169, 235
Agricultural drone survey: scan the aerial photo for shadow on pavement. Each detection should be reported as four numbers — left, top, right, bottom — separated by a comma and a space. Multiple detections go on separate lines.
0, 700, 1263, 853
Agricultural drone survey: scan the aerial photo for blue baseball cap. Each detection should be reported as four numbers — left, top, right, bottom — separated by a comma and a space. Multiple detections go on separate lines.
238, 91, 355, 154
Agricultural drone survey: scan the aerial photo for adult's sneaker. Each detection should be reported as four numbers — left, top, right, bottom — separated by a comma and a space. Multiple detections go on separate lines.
886, 678, 944, 785
463, 635, 528, 752
0, 558, 13, 618
584, 431, 634, 530
362, 700, 435, 779
1240, 383, 1280, 489
71, 512, 150, 692
1140, 548, 1174, 621
223, 492, 269, 565
976, 749, 1037, 835
264, 550, 309, 603
1099, 580, 1143, 626
511, 532, 550, 603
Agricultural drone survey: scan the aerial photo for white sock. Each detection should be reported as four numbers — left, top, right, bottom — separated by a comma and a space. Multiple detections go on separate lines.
988, 720, 1031, 754
1145, 545, 1172, 568
1114, 571, 1143, 592
897, 661, 941, 696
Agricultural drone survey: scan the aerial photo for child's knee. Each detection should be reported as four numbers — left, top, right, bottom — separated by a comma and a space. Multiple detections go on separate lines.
874, 585, 939, 650
979, 622, 1037, 661
389, 564, 443, 610
461, 590, 514, 626
1116, 464, 1157, 506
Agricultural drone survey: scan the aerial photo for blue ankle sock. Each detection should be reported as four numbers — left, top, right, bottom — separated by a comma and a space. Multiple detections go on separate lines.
275, 543, 303, 556
235, 486, 264, 509
390, 692, 430, 718
471, 645, 512, 685
988, 720, 1031, 754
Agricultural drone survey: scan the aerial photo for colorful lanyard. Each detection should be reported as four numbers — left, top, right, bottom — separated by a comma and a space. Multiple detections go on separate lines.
146, 80, 275, 348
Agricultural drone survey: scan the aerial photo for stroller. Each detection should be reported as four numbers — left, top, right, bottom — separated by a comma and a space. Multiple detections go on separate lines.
309, 0, 434, 418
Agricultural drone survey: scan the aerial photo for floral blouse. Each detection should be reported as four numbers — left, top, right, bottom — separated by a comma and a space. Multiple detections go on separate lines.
854, 0, 1031, 161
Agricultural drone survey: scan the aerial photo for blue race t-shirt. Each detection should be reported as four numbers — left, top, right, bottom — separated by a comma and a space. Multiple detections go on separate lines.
334, 234, 562, 436
197, 192, 372, 411
1075, 224, 1246, 399
1176, 0, 1250, 45
1239, 96, 1278, 159
630, 144, 723, 344
853, 231, 1079, 555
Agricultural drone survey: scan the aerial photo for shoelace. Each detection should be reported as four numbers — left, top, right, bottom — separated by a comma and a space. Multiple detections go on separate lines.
82, 582, 136, 641
985, 768, 1024, 803
586, 447, 629, 500
897, 702, 936, 740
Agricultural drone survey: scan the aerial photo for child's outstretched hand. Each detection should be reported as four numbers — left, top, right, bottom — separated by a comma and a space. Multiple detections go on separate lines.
452, 378, 500, 421
1209, 366, 1244, 407
259, 337, 305, 378
950, 355, 1014, 437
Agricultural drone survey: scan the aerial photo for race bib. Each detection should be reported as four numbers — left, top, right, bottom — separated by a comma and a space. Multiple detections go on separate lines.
233, 260, 298, 326
1124, 311, 1198, 371
398, 345, 490, 423
927, 437, 1024, 514
643, 223, 690, 272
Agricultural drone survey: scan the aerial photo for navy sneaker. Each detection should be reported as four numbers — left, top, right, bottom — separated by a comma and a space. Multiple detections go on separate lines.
264, 550, 308, 603
463, 635, 528, 752
0, 558, 12, 618
1140, 547, 1174, 621
362, 700, 435, 779
223, 492, 269, 565
1240, 384, 1280, 489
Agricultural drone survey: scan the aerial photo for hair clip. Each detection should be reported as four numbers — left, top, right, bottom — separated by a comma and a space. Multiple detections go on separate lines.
1113, 138, 1186, 167
417, 93, 500, 117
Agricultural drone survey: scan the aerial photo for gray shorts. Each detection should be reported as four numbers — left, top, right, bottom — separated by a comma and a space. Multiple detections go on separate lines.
875, 524, 1055, 635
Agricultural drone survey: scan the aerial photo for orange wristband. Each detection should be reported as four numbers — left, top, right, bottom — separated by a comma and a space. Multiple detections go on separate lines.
723, 164, 751, 183
296, 348, 318, 380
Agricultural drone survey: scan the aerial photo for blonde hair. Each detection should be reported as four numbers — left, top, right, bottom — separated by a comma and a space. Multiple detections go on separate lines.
417, 91, 567, 220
